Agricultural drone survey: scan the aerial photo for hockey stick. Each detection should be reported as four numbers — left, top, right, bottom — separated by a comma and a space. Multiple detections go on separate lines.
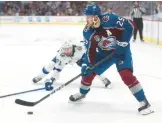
15, 52, 115, 107
15, 74, 81, 106
0, 87, 45, 98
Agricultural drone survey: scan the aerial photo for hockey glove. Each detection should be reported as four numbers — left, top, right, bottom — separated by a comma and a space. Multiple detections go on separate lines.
76, 59, 83, 67
45, 82, 53, 91
81, 64, 92, 77
44, 78, 55, 91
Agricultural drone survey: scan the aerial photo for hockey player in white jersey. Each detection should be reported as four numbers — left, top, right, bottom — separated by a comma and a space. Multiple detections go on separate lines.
32, 41, 111, 91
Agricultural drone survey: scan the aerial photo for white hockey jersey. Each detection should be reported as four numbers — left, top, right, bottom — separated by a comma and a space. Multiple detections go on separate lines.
49, 43, 86, 80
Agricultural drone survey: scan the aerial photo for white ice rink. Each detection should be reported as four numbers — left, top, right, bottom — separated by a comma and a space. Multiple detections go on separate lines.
0, 24, 162, 123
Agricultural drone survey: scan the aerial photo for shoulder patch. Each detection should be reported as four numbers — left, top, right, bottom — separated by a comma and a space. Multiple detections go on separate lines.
102, 15, 109, 22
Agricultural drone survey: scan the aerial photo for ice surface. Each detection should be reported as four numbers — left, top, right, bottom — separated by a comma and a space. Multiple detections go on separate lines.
0, 25, 162, 123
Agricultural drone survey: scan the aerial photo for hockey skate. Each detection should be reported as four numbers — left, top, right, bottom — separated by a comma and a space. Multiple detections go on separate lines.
138, 99, 154, 115
32, 76, 43, 83
69, 93, 86, 102
102, 78, 112, 88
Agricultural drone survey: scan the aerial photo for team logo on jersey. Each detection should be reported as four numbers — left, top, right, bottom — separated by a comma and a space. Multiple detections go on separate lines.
102, 16, 109, 22
98, 36, 116, 50
94, 35, 100, 42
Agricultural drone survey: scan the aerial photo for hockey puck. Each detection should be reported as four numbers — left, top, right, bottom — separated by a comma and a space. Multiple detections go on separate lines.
27, 111, 33, 115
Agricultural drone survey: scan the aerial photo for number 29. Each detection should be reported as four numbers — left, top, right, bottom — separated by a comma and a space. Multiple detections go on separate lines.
116, 17, 125, 27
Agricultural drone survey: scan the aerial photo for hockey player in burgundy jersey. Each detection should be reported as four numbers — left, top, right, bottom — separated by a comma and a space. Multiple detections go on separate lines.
69, 5, 153, 115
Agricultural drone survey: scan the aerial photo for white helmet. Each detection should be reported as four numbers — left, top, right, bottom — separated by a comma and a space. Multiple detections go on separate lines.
60, 40, 86, 57
60, 41, 73, 56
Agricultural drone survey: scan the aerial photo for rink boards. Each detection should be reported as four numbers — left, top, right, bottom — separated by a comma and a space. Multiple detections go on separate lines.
0, 16, 162, 45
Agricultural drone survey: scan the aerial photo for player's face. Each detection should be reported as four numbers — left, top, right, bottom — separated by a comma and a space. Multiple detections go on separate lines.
63, 47, 73, 56
86, 16, 94, 27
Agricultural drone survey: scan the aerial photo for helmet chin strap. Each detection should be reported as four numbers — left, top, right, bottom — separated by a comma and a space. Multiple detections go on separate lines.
92, 17, 100, 28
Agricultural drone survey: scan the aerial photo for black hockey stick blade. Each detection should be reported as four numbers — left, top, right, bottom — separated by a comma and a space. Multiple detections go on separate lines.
15, 99, 36, 106
15, 74, 81, 107
15, 94, 50, 106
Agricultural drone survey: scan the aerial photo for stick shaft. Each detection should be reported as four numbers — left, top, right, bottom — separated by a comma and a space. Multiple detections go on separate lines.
0, 87, 45, 98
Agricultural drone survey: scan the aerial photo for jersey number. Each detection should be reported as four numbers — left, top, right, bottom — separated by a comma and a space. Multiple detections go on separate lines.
116, 17, 125, 27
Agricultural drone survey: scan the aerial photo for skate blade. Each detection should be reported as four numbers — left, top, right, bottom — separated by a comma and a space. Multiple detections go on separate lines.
140, 108, 154, 115
68, 99, 84, 104
106, 84, 112, 89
